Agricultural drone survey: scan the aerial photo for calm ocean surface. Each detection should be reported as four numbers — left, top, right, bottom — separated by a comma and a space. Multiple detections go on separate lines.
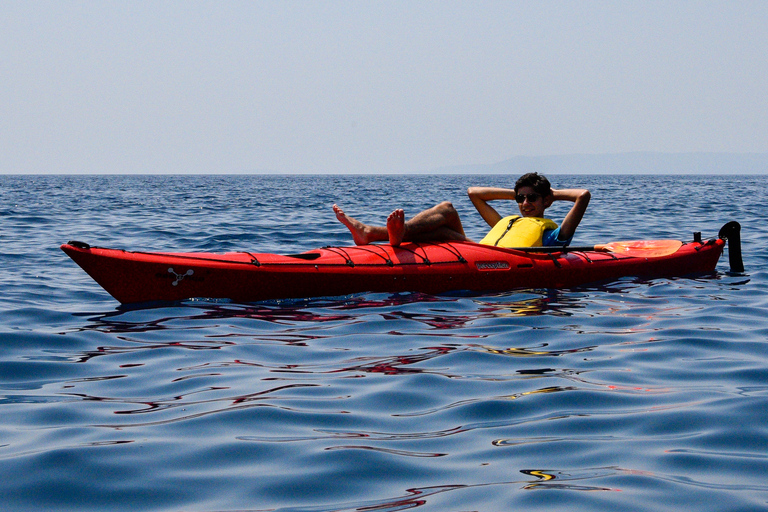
1, 174, 767, 512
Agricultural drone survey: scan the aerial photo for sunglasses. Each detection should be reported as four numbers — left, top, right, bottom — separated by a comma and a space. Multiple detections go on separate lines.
515, 193, 541, 203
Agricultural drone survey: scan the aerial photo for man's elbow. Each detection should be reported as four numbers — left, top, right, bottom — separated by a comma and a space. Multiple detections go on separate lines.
467, 187, 483, 201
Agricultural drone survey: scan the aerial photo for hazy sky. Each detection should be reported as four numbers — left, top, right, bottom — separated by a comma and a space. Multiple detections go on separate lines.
2, 1, 766, 174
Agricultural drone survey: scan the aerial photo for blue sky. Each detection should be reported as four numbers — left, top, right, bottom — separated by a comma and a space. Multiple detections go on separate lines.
2, 1, 766, 174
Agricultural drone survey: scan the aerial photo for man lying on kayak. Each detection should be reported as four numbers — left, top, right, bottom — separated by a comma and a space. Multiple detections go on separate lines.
333, 172, 590, 248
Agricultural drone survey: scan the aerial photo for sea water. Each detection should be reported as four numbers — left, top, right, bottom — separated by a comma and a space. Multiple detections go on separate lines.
1, 174, 767, 511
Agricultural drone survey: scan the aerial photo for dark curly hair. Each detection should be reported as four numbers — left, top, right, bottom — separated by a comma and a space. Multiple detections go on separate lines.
514, 172, 552, 197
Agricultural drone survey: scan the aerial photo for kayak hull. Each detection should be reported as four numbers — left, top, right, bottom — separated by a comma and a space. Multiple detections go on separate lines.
61, 238, 726, 304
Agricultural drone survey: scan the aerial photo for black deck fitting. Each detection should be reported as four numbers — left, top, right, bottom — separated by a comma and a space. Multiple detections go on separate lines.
718, 221, 744, 273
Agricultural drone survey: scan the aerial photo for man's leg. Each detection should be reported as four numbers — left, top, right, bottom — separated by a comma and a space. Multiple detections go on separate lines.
404, 202, 467, 241
334, 202, 468, 247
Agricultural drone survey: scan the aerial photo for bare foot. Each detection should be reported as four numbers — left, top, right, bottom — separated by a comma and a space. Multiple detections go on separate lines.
387, 209, 406, 247
333, 204, 371, 246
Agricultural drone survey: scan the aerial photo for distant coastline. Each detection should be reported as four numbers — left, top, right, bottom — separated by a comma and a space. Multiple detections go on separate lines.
3, 151, 767, 175
430, 152, 768, 175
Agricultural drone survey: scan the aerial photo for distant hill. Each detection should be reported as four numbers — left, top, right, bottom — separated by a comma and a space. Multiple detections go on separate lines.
430, 152, 768, 174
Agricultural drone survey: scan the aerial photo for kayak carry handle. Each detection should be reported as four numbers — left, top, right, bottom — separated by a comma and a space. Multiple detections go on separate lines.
718, 221, 744, 273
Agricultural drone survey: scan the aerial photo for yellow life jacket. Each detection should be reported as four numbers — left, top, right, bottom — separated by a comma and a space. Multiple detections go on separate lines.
479, 216, 559, 248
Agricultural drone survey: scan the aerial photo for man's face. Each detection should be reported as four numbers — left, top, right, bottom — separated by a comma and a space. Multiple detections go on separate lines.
516, 186, 547, 218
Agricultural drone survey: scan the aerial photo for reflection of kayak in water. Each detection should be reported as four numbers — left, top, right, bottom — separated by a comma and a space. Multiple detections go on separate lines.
61, 222, 743, 305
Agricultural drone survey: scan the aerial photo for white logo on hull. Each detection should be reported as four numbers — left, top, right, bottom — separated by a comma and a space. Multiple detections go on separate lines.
168, 267, 194, 286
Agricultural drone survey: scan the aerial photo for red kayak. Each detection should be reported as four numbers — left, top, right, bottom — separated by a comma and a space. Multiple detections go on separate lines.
61, 222, 742, 305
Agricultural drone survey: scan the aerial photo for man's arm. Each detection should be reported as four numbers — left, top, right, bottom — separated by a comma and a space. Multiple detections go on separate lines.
467, 187, 517, 227
552, 188, 591, 241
